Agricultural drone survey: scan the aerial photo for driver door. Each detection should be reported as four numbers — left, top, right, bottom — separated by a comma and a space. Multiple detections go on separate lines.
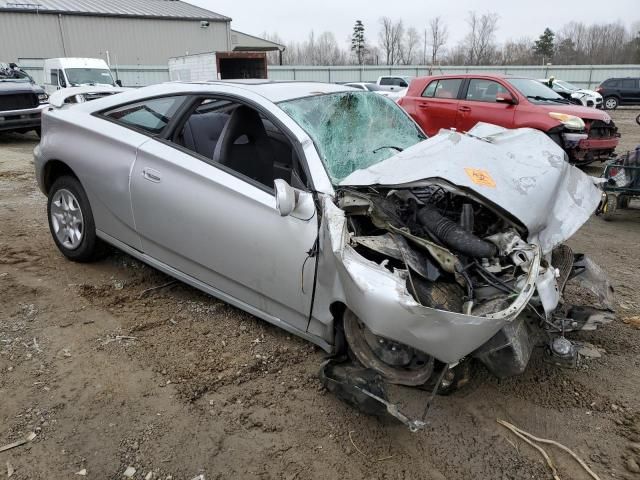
129, 98, 318, 332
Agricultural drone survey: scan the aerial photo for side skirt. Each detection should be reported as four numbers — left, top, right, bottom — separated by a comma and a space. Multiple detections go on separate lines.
97, 230, 334, 353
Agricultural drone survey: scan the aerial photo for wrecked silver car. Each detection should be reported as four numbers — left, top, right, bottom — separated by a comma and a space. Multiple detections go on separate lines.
33, 82, 613, 428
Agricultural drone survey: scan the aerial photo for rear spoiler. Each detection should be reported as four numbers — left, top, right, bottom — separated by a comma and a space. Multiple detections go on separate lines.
49, 86, 128, 108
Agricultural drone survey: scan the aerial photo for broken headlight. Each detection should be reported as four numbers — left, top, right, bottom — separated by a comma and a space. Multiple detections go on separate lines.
548, 112, 585, 130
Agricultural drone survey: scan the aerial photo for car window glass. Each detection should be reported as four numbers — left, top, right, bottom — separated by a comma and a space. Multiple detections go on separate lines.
173, 98, 302, 191
104, 96, 186, 135
398, 79, 408, 87
422, 80, 438, 97
465, 79, 509, 102
621, 79, 636, 88
434, 79, 462, 99
379, 78, 392, 85
50, 70, 58, 85
58, 70, 67, 88
606, 80, 619, 88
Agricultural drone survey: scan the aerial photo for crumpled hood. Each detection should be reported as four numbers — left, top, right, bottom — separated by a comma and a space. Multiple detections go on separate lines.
572, 88, 600, 97
340, 123, 602, 253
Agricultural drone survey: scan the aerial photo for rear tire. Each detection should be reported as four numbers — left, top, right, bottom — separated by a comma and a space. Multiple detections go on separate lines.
603, 96, 618, 110
601, 193, 617, 221
47, 175, 105, 262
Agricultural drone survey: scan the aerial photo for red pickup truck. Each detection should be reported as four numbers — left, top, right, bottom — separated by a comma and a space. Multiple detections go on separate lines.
398, 74, 619, 165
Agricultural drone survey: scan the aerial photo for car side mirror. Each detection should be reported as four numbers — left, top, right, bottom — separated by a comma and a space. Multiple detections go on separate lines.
274, 179, 314, 218
496, 92, 515, 104
115, 79, 123, 87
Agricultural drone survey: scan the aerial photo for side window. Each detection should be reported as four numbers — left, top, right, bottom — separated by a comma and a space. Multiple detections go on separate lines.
621, 79, 636, 89
172, 98, 304, 190
434, 79, 462, 99
465, 79, 509, 102
103, 96, 186, 135
379, 78, 392, 86
398, 79, 408, 87
422, 80, 438, 97
50, 70, 58, 85
58, 70, 67, 88
606, 80, 619, 88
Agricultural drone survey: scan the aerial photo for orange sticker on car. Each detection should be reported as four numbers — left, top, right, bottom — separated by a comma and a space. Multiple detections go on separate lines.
464, 168, 496, 188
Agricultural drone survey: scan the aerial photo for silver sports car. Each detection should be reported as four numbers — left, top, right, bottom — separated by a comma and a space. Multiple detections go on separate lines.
34, 81, 613, 428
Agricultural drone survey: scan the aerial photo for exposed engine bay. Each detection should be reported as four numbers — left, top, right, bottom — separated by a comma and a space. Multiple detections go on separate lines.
320, 180, 615, 430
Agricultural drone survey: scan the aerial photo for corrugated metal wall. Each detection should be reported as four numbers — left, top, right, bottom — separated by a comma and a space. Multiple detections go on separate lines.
267, 65, 640, 89
0, 12, 229, 65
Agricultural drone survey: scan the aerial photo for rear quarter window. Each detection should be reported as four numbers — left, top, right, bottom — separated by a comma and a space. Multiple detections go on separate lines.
422, 80, 438, 97
422, 79, 463, 99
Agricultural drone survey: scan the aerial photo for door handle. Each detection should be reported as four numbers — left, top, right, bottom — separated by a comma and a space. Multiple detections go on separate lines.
418, 103, 429, 109
142, 168, 161, 183
458, 106, 471, 112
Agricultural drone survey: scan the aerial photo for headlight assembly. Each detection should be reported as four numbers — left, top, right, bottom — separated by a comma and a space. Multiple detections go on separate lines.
549, 112, 585, 130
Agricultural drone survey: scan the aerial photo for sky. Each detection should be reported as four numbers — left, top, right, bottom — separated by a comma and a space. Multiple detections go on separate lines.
187, 0, 639, 47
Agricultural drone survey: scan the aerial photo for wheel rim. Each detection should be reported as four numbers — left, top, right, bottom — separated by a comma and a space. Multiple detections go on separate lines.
50, 189, 84, 250
605, 98, 617, 109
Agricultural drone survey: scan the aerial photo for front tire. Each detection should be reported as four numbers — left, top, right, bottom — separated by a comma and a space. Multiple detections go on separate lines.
47, 176, 104, 262
604, 96, 619, 110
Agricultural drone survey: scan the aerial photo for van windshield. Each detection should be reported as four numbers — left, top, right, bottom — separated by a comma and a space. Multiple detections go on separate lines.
65, 68, 114, 86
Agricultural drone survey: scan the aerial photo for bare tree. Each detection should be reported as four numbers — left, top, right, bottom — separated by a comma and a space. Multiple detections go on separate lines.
401, 27, 420, 65
428, 16, 448, 65
463, 12, 499, 65
378, 17, 404, 64
501, 37, 535, 65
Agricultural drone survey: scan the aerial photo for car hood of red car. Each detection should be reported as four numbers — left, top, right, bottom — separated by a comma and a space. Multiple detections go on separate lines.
530, 102, 611, 122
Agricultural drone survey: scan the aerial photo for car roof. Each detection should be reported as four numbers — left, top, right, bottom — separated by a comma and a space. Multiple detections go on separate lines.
179, 80, 354, 102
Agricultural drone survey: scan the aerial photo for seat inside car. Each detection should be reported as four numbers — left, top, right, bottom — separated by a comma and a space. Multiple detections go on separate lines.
213, 105, 276, 187
181, 111, 229, 159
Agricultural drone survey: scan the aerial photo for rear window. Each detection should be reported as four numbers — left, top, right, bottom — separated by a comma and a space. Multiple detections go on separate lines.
604, 79, 619, 87
103, 96, 186, 135
422, 79, 462, 99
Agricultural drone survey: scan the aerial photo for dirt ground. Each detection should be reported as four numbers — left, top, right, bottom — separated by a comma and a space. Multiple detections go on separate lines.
1, 108, 640, 480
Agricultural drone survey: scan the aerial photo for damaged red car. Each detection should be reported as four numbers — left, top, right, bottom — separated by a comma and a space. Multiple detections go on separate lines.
398, 74, 619, 166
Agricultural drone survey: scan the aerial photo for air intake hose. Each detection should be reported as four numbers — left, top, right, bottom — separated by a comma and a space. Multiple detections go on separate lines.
417, 205, 498, 258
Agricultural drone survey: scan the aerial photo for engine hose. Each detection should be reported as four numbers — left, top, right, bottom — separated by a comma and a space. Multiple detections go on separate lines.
417, 205, 498, 258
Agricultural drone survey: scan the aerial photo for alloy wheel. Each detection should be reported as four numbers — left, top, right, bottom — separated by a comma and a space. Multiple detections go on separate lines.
50, 188, 84, 249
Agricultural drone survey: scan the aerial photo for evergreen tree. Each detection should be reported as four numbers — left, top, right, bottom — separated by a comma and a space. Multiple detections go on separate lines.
351, 20, 366, 65
533, 28, 555, 60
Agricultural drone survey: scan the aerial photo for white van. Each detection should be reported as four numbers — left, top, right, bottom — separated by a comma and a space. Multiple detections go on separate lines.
43, 58, 118, 95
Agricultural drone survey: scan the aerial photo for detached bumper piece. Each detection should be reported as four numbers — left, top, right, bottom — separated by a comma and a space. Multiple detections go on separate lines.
319, 358, 454, 432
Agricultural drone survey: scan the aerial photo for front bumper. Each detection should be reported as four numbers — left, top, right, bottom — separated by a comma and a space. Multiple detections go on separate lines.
578, 137, 619, 150
338, 244, 541, 364
0, 104, 48, 132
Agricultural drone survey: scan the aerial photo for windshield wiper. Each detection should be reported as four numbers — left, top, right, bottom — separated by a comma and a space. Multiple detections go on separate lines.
373, 145, 404, 154
527, 95, 570, 104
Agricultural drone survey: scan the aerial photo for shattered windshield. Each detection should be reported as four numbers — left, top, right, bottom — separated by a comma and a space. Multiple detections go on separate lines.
279, 91, 426, 183
554, 80, 579, 91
